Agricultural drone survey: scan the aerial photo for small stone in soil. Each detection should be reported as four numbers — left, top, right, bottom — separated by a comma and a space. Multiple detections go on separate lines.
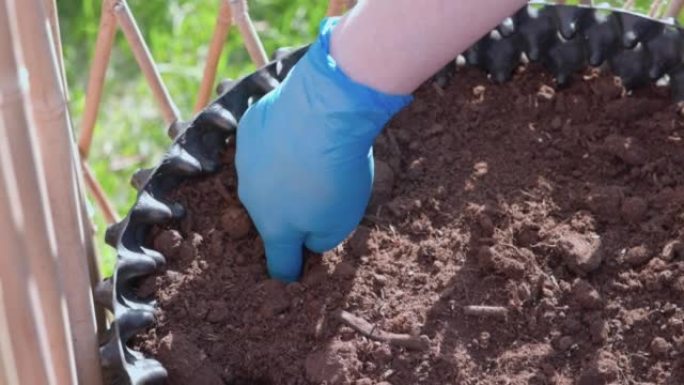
585, 186, 623, 221
220, 206, 252, 239
156, 332, 224, 385
590, 318, 609, 344
661, 240, 684, 261
572, 279, 603, 310
406, 158, 426, 180
153, 229, 183, 258
624, 245, 652, 266
178, 241, 197, 261
555, 335, 574, 351
651, 337, 671, 358
578, 350, 619, 385
556, 229, 603, 274
190, 232, 203, 247
476, 246, 526, 279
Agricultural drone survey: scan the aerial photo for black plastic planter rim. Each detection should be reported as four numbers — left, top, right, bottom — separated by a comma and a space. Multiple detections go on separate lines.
97, 3, 684, 384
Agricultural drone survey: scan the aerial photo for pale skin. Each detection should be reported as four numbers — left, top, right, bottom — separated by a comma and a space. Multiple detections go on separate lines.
331, 0, 529, 95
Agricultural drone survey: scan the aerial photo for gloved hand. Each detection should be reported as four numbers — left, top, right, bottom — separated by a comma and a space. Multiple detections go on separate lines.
235, 18, 412, 282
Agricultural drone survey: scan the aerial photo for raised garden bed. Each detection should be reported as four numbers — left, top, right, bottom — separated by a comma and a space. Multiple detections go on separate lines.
99, 3, 684, 385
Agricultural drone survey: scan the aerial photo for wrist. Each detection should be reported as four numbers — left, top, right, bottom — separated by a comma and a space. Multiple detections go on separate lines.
302, 17, 413, 130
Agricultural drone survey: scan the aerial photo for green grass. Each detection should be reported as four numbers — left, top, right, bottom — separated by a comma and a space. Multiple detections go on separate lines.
58, 0, 677, 277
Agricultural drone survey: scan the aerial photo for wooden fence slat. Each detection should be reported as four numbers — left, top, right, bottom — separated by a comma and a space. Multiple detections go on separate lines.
0, 2, 77, 383
12, 0, 106, 383
0, 286, 21, 385
43, 0, 69, 99
0, 214, 53, 385
665, 0, 684, 18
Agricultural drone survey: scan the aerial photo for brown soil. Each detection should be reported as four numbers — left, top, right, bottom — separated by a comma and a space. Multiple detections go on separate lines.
137, 65, 684, 385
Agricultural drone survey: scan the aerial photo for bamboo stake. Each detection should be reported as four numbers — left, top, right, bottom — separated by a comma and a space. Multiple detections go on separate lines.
0, 289, 20, 385
195, 0, 233, 112
649, 0, 665, 16
114, 0, 180, 125
665, 0, 684, 18
79, 0, 118, 159
0, 213, 53, 385
13, 0, 105, 382
43, 0, 69, 100
623, 0, 636, 10
326, 0, 347, 16
79, 191, 108, 331
229, 0, 268, 68
83, 159, 121, 224
71, 153, 108, 330
0, 2, 77, 382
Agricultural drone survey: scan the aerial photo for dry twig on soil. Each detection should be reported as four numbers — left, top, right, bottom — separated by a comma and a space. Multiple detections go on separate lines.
463, 305, 509, 319
335, 310, 429, 351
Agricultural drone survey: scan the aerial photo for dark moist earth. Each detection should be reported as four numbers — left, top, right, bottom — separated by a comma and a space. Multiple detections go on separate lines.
137, 65, 684, 385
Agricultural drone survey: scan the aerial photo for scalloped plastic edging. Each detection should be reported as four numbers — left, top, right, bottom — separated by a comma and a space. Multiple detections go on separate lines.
97, 46, 307, 385
97, 3, 684, 384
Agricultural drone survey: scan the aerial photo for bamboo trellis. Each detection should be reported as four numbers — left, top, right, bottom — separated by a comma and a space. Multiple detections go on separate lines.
78, 0, 269, 225
2, 0, 684, 384
73, 0, 684, 229
1, 0, 101, 383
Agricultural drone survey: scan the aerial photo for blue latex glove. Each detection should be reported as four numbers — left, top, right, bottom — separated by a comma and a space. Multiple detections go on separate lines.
236, 18, 412, 282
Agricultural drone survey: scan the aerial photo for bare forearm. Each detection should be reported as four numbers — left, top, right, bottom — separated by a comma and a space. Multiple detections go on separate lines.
330, 0, 527, 94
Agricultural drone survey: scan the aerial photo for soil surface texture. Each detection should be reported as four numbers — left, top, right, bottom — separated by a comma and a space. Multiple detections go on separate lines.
137, 65, 684, 385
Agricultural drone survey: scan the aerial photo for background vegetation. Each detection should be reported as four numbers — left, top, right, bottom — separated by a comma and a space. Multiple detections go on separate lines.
57, 0, 677, 277
58, 0, 328, 276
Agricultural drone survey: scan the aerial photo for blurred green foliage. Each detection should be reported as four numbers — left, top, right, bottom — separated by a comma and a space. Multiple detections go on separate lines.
58, 0, 678, 277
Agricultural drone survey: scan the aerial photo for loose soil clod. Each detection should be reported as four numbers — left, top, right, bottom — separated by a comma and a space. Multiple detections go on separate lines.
137, 65, 684, 385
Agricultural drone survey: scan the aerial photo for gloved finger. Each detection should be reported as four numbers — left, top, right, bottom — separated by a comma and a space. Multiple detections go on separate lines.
263, 237, 306, 283
305, 227, 354, 254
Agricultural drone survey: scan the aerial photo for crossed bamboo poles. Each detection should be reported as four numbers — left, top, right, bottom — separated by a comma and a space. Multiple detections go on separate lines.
78, 0, 269, 225
1, 0, 104, 383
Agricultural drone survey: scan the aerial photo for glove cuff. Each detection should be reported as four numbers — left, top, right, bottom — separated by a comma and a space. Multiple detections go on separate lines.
305, 17, 414, 126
